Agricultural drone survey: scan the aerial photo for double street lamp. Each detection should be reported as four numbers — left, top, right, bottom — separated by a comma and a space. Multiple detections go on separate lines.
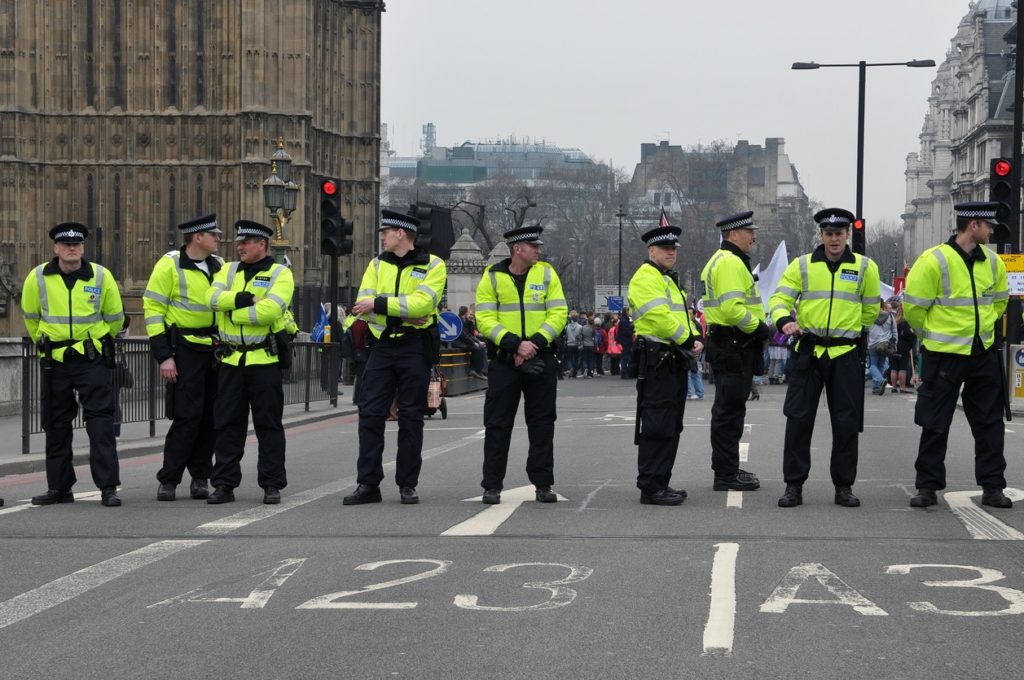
791, 59, 935, 254
261, 136, 300, 264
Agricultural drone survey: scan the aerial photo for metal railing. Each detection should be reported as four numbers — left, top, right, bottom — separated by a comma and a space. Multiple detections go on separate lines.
20, 338, 340, 454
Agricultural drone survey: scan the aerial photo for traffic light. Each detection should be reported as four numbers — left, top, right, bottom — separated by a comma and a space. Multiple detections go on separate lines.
989, 158, 1015, 244
851, 217, 866, 255
320, 178, 353, 256
409, 203, 433, 252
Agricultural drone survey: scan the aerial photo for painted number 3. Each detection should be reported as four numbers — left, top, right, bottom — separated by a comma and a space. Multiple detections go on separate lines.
454, 562, 595, 612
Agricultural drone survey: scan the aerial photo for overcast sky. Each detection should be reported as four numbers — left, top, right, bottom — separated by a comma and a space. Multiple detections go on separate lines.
381, 1, 983, 227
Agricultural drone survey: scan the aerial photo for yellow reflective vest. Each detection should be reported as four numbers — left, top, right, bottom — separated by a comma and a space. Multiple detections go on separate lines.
206, 257, 294, 366
768, 246, 881, 359
700, 243, 766, 334
352, 249, 447, 340
903, 238, 1009, 355
143, 249, 223, 361
21, 258, 124, 362
627, 261, 700, 347
475, 259, 567, 351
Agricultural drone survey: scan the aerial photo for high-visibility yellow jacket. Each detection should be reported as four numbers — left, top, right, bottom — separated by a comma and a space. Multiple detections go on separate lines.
352, 248, 446, 340
205, 256, 294, 366
700, 242, 766, 334
143, 249, 223, 361
475, 259, 567, 352
627, 261, 700, 347
21, 258, 124, 362
903, 237, 1008, 355
768, 246, 881, 358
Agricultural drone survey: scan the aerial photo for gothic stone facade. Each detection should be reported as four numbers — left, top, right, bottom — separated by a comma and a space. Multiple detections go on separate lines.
0, 0, 385, 336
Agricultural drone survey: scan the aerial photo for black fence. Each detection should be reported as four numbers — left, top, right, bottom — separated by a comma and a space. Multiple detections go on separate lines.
20, 338, 341, 455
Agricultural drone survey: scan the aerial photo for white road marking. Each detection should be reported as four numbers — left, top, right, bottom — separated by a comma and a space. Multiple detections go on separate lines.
942, 488, 1024, 540
739, 442, 749, 463
577, 480, 613, 512
0, 503, 37, 516
0, 540, 208, 630
442, 485, 568, 536
702, 543, 738, 657
726, 491, 743, 509
760, 563, 888, 616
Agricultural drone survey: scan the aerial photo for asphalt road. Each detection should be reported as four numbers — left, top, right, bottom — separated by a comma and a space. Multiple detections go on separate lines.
1, 377, 1022, 679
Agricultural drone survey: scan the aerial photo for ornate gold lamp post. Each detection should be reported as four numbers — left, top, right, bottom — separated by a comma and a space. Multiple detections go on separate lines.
262, 137, 300, 264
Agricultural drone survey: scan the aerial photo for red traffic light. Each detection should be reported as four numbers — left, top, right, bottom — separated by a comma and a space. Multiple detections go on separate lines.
994, 160, 1012, 177
853, 219, 865, 230
321, 180, 338, 196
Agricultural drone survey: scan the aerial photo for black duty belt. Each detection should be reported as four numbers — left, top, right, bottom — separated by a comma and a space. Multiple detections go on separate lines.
799, 334, 858, 349
222, 336, 274, 353
177, 326, 218, 337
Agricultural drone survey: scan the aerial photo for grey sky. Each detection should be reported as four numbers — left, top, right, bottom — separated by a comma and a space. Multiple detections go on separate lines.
382, 1, 975, 227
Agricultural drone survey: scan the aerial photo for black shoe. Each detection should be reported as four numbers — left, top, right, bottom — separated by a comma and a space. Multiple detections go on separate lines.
31, 489, 74, 506
482, 489, 501, 504
981, 489, 1013, 509
343, 484, 382, 505
399, 486, 419, 505
713, 471, 760, 491
778, 484, 803, 508
666, 486, 689, 500
100, 488, 122, 507
910, 488, 937, 508
0, 498, 4, 506
263, 487, 281, 505
190, 478, 210, 500
834, 485, 860, 507
535, 486, 557, 503
207, 486, 235, 504
640, 489, 685, 506
157, 483, 176, 502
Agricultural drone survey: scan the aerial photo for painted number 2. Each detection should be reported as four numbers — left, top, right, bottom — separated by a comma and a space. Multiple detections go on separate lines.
297, 559, 451, 610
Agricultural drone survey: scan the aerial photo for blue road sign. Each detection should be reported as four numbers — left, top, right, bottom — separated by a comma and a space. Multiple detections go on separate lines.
607, 296, 624, 313
439, 310, 463, 342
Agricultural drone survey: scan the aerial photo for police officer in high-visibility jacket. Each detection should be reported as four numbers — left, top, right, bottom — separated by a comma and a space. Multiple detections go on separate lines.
144, 214, 223, 502
699, 211, 769, 492
768, 208, 881, 508
343, 209, 447, 506
628, 225, 703, 505
475, 225, 567, 505
22, 223, 125, 507
903, 201, 1011, 510
204, 220, 294, 505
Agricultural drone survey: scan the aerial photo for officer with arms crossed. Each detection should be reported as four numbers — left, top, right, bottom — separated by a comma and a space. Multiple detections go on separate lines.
903, 201, 1011, 509
343, 209, 447, 506
144, 214, 223, 501
628, 224, 703, 505
699, 211, 769, 492
22, 223, 125, 507
769, 208, 881, 508
205, 220, 294, 505
475, 224, 567, 504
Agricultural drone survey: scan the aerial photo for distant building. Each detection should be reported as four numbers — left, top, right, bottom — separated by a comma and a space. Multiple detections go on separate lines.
904, 0, 1016, 259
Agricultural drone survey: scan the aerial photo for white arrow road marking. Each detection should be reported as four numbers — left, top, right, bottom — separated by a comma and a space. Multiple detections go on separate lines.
739, 442, 749, 463
0, 540, 208, 631
441, 485, 569, 536
702, 543, 738, 656
596, 413, 634, 422
726, 491, 743, 509
943, 488, 1024, 540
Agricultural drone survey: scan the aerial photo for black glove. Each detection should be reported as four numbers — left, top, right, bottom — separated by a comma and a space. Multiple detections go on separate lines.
516, 357, 546, 376
235, 292, 256, 308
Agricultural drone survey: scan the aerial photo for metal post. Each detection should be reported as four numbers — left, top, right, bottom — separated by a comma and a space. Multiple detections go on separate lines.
22, 339, 31, 455
1008, 24, 1024, 346
616, 205, 625, 299
855, 60, 866, 254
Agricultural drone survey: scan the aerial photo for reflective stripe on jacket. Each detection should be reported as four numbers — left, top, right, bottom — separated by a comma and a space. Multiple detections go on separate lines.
143, 250, 223, 349
206, 258, 294, 366
628, 261, 699, 346
700, 248, 765, 333
474, 259, 567, 349
352, 250, 446, 340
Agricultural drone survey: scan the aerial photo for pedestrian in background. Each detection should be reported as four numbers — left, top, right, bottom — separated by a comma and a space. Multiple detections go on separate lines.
867, 301, 897, 395
565, 311, 583, 378
889, 301, 917, 393
618, 307, 634, 379
607, 315, 623, 375
580, 316, 596, 377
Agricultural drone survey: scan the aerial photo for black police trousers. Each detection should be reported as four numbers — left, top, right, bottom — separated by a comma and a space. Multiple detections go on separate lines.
356, 339, 431, 488
913, 348, 1006, 491
481, 353, 558, 491
157, 343, 217, 485
782, 348, 860, 486
42, 353, 119, 491
635, 353, 688, 493
706, 337, 756, 478
211, 362, 286, 491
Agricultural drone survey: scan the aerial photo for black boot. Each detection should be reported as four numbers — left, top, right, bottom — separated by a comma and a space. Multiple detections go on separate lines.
31, 489, 74, 506
343, 484, 382, 505
535, 486, 557, 503
981, 488, 1013, 509
834, 485, 860, 507
778, 484, 803, 508
207, 486, 235, 504
909, 488, 937, 508
640, 489, 685, 506
157, 483, 176, 502
100, 488, 122, 507
190, 478, 210, 500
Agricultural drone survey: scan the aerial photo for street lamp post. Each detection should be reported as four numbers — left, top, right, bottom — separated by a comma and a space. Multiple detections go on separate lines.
791, 59, 935, 254
261, 137, 300, 264
616, 204, 626, 300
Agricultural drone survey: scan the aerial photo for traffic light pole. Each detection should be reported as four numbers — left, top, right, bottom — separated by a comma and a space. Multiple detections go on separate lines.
854, 60, 866, 256
1007, 23, 1023, 346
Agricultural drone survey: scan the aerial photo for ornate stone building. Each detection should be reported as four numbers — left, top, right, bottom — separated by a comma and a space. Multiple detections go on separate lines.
0, 0, 385, 335
904, 0, 1015, 259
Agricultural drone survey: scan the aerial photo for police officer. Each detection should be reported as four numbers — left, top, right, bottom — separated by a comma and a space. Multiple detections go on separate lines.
343, 208, 447, 506
699, 211, 769, 492
628, 224, 703, 505
204, 220, 294, 505
475, 224, 567, 504
22, 223, 125, 507
768, 208, 881, 508
144, 214, 223, 501
904, 201, 1011, 509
